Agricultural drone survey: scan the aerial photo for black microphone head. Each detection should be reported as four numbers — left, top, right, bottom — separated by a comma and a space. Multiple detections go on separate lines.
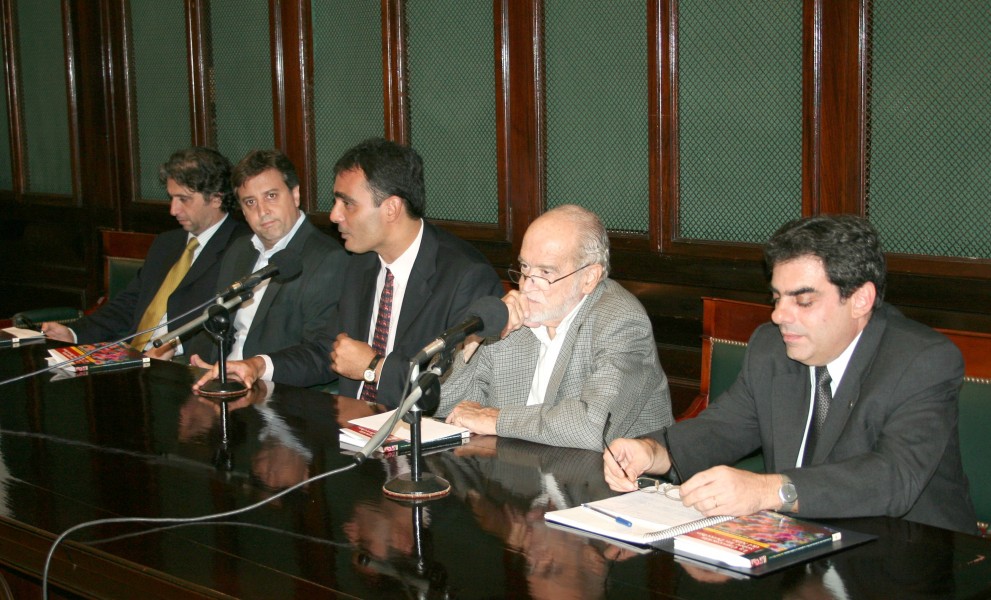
269, 250, 303, 282
468, 296, 509, 338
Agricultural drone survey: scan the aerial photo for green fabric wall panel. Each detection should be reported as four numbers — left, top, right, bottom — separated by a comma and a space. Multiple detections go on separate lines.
677, 0, 802, 243
17, 0, 72, 195
311, 0, 383, 212
406, 0, 498, 224
868, 0, 991, 259
131, 0, 190, 201
211, 0, 274, 165
544, 0, 648, 233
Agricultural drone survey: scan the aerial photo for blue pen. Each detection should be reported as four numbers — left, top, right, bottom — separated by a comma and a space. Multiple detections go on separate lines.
581, 503, 633, 527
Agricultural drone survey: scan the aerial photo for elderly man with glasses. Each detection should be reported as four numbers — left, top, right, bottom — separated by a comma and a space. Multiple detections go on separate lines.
435, 204, 673, 451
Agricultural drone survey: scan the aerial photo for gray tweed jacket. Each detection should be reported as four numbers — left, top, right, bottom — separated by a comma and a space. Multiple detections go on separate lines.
437, 278, 674, 450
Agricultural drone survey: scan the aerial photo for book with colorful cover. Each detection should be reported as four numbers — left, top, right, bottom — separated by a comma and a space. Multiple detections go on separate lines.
0, 327, 46, 348
339, 409, 471, 455
672, 510, 841, 569
46, 342, 150, 373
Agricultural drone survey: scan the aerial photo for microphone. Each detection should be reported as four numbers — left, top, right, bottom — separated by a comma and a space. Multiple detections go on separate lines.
410, 296, 508, 366
151, 250, 303, 348
219, 249, 303, 298
152, 290, 252, 348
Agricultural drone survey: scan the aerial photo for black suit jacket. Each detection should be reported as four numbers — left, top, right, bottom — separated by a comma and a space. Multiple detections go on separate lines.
72, 215, 247, 353
199, 217, 349, 387
658, 303, 977, 534
335, 221, 503, 407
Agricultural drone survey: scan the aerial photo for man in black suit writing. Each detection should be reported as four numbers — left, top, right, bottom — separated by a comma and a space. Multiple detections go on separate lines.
42, 147, 246, 359
326, 138, 503, 407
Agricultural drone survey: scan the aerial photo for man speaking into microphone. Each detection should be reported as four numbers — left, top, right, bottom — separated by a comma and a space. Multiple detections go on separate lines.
435, 205, 674, 451
191, 149, 348, 389
326, 138, 503, 407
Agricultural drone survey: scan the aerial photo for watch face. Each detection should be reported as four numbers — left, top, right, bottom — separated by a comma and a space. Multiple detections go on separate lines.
363, 369, 375, 383
780, 483, 798, 503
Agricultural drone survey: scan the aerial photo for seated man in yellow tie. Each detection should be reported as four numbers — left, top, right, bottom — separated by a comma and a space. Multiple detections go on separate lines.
42, 147, 248, 358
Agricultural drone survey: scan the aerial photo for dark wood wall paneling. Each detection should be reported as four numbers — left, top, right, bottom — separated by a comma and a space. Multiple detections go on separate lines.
0, 0, 988, 416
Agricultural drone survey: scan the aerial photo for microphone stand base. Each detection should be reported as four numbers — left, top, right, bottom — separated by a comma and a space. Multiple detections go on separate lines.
197, 379, 249, 399
382, 472, 451, 501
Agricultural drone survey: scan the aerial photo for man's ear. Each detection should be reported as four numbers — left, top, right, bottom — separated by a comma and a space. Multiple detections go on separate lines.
381, 195, 404, 222
580, 264, 604, 294
850, 282, 876, 318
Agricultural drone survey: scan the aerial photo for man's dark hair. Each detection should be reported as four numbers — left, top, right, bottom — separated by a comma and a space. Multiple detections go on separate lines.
764, 214, 886, 308
333, 138, 425, 218
158, 147, 236, 212
231, 149, 300, 194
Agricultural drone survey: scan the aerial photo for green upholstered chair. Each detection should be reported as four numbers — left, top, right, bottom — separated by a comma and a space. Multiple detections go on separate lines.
939, 329, 991, 536
12, 230, 153, 329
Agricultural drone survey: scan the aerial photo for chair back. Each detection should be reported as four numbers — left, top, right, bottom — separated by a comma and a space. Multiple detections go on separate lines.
100, 230, 154, 300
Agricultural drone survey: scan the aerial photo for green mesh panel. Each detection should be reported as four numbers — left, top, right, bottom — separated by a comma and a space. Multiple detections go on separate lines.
544, 1, 648, 233
131, 0, 190, 201
867, 1, 991, 259
0, 30, 11, 190
211, 0, 274, 164
18, 0, 72, 195
406, 1, 497, 224
311, 0, 383, 212
677, 0, 802, 242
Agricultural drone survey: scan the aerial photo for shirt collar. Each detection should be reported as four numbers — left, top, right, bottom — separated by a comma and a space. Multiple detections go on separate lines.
188, 213, 228, 248
251, 212, 305, 258
378, 219, 424, 283
818, 329, 864, 393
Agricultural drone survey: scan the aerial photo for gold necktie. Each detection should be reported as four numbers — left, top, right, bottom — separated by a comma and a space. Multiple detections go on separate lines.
132, 237, 199, 350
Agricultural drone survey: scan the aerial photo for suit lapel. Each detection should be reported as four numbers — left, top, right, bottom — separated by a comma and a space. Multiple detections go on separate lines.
544, 282, 604, 406
177, 217, 233, 291
396, 222, 437, 341
770, 370, 811, 470
245, 218, 311, 347
811, 306, 889, 463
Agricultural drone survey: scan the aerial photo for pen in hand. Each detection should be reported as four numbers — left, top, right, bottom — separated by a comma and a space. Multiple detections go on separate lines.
603, 412, 630, 480
581, 503, 633, 528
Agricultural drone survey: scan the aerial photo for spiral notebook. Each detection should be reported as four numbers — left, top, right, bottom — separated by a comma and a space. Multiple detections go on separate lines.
544, 488, 732, 546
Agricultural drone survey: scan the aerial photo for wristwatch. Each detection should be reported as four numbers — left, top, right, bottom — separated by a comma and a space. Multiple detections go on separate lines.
778, 475, 798, 512
363, 354, 382, 383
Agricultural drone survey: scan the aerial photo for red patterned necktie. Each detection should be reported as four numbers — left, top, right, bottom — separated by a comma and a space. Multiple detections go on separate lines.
360, 268, 393, 402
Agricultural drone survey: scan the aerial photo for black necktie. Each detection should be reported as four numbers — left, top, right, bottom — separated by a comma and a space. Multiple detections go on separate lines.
803, 366, 832, 466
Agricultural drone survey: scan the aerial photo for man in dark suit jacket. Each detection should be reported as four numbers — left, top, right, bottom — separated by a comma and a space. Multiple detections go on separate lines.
42, 147, 246, 358
603, 215, 977, 534
191, 149, 348, 388
327, 138, 503, 408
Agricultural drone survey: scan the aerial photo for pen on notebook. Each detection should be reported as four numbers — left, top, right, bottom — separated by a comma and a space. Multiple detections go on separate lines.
581, 503, 633, 528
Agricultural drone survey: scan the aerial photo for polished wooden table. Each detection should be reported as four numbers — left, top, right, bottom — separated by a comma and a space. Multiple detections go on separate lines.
1, 342, 990, 599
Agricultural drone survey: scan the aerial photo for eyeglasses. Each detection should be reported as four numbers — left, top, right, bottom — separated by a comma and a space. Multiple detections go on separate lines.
507, 264, 590, 290
637, 477, 682, 501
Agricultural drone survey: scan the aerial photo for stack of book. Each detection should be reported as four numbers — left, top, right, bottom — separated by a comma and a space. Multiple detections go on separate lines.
46, 342, 150, 374
339, 409, 471, 456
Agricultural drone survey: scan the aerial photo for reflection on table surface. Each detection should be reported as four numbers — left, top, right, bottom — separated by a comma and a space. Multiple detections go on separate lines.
0, 342, 989, 599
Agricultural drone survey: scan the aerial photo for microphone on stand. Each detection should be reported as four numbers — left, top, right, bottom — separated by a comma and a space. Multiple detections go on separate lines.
152, 250, 303, 349
410, 296, 508, 366
218, 249, 303, 299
